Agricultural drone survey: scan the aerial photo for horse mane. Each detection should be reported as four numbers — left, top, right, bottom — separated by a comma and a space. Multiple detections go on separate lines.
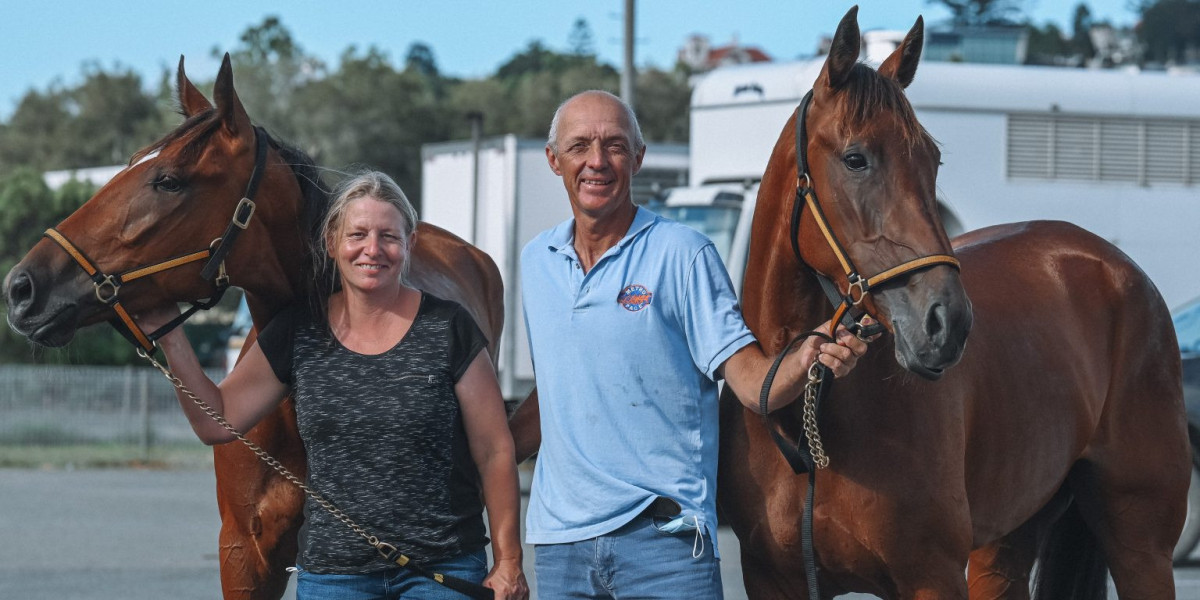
838, 63, 936, 150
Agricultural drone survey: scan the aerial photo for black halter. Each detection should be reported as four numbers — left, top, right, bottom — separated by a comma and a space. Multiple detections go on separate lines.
43, 126, 268, 352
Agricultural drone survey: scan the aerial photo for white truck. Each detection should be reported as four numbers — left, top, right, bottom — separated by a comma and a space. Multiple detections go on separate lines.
676, 57, 1200, 310
420, 135, 688, 401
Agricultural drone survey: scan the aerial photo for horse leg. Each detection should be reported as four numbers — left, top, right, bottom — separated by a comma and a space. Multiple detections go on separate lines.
214, 404, 307, 600
968, 487, 1074, 600
739, 551, 806, 600
1064, 452, 1185, 600
966, 524, 1039, 600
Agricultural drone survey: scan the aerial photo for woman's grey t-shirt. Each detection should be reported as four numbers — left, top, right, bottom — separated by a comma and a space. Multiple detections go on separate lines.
256, 293, 489, 573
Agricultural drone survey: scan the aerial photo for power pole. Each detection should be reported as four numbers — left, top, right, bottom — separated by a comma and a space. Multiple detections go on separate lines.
621, 0, 636, 111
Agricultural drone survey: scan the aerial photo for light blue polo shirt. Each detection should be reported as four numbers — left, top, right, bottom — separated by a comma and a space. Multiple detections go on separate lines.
521, 206, 755, 554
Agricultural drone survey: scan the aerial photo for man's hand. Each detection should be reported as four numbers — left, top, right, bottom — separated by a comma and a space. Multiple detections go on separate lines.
804, 317, 875, 378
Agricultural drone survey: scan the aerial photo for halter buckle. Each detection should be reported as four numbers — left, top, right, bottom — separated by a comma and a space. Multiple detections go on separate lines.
94, 275, 120, 305
232, 197, 256, 230
845, 274, 868, 306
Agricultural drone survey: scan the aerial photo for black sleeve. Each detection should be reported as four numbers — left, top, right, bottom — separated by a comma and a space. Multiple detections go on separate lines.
254, 304, 301, 385
449, 306, 489, 382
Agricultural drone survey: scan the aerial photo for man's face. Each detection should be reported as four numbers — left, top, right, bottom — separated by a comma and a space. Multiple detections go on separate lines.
546, 93, 646, 222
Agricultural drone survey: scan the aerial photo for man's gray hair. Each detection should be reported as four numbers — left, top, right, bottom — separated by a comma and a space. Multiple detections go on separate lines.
546, 90, 645, 154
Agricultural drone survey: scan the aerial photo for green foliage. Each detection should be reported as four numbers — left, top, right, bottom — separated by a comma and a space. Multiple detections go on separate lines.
1025, 23, 1073, 65
928, 0, 1025, 26
1137, 0, 1200, 65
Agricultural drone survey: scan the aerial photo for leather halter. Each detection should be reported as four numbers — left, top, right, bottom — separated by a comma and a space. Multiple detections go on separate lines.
790, 89, 960, 338
43, 126, 269, 352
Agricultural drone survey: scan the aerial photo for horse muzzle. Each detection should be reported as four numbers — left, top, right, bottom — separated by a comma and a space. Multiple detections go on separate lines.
4, 254, 95, 348
878, 268, 973, 380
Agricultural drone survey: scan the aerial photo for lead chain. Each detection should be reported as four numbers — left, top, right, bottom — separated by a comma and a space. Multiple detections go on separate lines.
803, 360, 830, 469
137, 349, 387, 551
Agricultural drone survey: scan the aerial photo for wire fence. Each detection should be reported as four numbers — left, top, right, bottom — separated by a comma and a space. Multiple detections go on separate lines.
0, 364, 226, 449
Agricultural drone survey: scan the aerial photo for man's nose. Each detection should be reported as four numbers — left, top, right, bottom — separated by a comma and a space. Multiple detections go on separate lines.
584, 143, 608, 169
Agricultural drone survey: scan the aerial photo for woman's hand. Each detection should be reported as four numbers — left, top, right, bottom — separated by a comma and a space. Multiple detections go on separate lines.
482, 556, 529, 600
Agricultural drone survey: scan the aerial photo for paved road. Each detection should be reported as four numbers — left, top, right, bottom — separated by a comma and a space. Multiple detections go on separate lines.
2, 468, 1198, 599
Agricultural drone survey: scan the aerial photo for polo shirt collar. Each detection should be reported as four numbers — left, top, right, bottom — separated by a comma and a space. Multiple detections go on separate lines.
548, 206, 658, 260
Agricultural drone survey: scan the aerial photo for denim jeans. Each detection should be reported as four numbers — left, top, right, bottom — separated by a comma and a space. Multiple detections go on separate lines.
294, 549, 488, 600
534, 513, 723, 599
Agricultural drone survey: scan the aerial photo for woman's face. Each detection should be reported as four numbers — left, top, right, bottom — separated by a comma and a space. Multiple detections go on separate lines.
331, 196, 410, 294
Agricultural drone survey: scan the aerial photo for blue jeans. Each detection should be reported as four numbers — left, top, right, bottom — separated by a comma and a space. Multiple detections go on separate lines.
294, 549, 488, 600
534, 513, 723, 599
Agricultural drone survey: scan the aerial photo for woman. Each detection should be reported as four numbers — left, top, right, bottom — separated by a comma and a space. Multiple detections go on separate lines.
140, 171, 528, 600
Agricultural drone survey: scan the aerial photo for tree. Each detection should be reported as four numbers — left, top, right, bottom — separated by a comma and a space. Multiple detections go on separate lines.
0, 65, 166, 175
291, 46, 452, 212
1071, 3, 1098, 60
213, 16, 325, 139
1025, 23, 1072, 64
635, 68, 690, 144
1136, 0, 1200, 65
569, 17, 596, 56
928, 0, 1026, 26
405, 42, 439, 79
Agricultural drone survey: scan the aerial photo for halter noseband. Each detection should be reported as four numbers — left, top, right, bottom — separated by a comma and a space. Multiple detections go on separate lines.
789, 89, 960, 338
44, 126, 269, 352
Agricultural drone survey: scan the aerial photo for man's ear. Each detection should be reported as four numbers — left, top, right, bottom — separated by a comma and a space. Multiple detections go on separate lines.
545, 145, 563, 176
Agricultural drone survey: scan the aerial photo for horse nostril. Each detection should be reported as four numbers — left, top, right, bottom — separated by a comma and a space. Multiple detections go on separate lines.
5, 271, 34, 315
925, 302, 947, 340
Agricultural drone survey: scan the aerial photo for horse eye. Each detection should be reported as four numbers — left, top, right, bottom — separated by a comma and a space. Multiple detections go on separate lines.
152, 175, 183, 194
843, 153, 868, 171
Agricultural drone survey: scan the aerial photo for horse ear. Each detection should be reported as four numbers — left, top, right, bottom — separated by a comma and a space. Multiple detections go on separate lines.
212, 53, 253, 138
819, 6, 861, 92
877, 16, 924, 88
176, 56, 213, 117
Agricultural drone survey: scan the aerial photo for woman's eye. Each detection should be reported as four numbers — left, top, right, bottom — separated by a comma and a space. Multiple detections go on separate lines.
843, 153, 868, 171
152, 175, 183, 193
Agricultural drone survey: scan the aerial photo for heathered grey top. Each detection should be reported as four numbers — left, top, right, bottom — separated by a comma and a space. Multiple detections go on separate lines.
257, 293, 489, 573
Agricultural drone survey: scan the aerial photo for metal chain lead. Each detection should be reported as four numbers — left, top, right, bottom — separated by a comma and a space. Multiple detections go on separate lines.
136, 348, 386, 550
803, 360, 830, 469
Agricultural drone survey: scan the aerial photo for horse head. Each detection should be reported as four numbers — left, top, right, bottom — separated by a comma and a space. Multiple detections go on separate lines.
789, 7, 972, 379
5, 55, 313, 348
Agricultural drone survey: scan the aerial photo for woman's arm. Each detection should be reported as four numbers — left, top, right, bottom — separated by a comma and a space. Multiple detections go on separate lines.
456, 350, 529, 600
140, 307, 289, 445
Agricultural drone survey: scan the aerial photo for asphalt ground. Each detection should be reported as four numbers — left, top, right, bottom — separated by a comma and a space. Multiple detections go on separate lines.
2, 467, 1199, 600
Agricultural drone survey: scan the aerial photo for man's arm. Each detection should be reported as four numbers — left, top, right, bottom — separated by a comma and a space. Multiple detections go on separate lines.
508, 388, 541, 464
719, 321, 870, 414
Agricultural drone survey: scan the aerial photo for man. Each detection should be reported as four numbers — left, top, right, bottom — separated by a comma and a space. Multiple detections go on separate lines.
513, 90, 867, 598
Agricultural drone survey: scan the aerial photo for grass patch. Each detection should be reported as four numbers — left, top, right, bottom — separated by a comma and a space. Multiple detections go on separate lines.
0, 443, 214, 469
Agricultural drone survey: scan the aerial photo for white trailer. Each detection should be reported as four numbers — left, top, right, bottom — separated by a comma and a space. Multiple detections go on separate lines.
420, 135, 688, 400
680, 59, 1200, 310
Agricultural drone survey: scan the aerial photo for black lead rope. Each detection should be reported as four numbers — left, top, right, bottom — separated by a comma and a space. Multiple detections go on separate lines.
759, 329, 833, 600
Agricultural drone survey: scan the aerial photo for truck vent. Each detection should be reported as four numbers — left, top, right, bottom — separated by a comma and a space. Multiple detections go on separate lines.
1007, 113, 1200, 186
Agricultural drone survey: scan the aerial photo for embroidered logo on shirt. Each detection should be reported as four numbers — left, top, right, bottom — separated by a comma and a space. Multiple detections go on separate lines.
618, 284, 653, 311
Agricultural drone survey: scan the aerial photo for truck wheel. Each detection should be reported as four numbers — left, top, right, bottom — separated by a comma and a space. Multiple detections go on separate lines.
1175, 458, 1200, 564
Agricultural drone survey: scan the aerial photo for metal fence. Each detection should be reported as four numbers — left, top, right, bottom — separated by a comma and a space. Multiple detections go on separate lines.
0, 364, 226, 448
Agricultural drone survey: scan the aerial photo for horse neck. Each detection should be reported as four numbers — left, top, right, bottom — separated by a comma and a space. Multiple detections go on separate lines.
234, 169, 312, 330
741, 128, 835, 355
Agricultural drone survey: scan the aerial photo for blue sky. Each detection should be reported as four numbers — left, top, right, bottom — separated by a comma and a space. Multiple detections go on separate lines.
1, 0, 1139, 120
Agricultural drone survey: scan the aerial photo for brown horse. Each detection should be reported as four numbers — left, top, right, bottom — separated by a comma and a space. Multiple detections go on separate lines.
3, 56, 504, 600
718, 8, 1189, 600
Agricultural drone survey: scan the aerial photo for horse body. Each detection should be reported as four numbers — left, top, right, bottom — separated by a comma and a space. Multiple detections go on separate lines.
4, 56, 504, 600
719, 9, 1187, 600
